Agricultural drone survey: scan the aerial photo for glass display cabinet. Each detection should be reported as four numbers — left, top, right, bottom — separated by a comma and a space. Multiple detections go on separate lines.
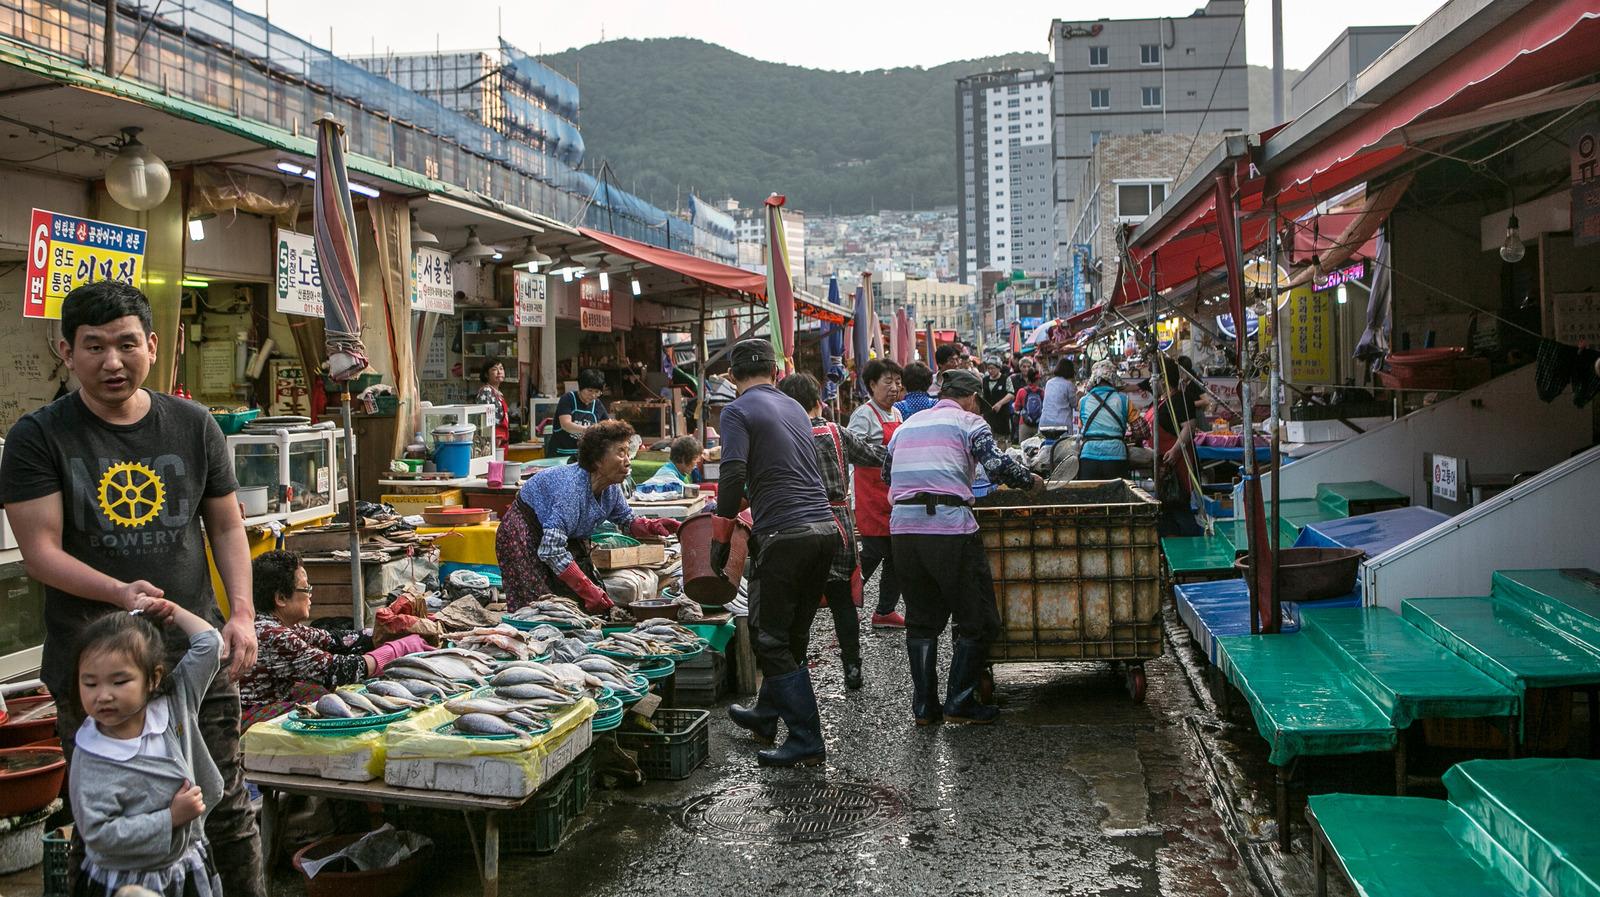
420, 403, 494, 475
227, 424, 352, 526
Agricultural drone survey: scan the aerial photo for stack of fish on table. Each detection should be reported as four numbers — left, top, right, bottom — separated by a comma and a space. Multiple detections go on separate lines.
590, 621, 703, 658
289, 648, 496, 720
447, 622, 563, 660
439, 658, 625, 738
506, 595, 607, 630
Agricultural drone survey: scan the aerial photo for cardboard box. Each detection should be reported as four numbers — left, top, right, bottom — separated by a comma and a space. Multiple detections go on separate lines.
590, 543, 667, 570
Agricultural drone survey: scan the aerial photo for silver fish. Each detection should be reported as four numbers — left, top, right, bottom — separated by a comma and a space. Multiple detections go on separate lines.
453, 713, 517, 736
506, 710, 549, 729
314, 693, 358, 718
494, 683, 576, 702
364, 694, 409, 714
366, 680, 416, 699
491, 667, 558, 687
339, 690, 385, 716
392, 678, 449, 699
444, 696, 523, 716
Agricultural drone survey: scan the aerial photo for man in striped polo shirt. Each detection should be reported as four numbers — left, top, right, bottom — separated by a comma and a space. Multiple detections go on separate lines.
884, 369, 1043, 725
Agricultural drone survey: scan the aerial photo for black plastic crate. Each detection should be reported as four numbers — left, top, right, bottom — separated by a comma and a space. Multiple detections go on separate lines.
615, 708, 710, 781
571, 747, 594, 812
505, 767, 570, 855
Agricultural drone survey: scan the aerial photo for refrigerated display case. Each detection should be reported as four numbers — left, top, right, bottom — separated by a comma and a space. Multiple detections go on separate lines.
227, 424, 352, 526
420, 403, 494, 474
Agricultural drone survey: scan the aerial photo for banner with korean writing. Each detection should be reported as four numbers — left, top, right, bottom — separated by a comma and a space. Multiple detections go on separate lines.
1285, 287, 1335, 384
410, 247, 454, 314
24, 209, 146, 319
579, 278, 611, 332
1571, 120, 1600, 247
274, 229, 323, 317
513, 270, 547, 328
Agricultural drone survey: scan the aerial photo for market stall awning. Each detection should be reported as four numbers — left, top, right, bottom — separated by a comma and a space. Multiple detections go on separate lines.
1114, 0, 1600, 306
575, 226, 849, 323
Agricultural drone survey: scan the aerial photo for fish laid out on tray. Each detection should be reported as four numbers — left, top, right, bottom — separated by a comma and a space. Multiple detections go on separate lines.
591, 622, 703, 658
383, 648, 496, 685
293, 689, 414, 720
452, 623, 562, 660
507, 596, 604, 629
574, 655, 643, 693
443, 694, 555, 731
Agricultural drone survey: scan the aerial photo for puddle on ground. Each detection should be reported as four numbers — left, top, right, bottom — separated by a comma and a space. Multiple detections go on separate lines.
1072, 744, 1152, 832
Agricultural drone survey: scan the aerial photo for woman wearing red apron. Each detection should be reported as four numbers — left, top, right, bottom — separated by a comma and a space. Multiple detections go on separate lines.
847, 359, 905, 628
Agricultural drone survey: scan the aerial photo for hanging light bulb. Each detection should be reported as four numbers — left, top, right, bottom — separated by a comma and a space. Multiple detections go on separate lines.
511, 237, 551, 271
593, 254, 612, 291
630, 266, 643, 297
409, 211, 439, 248
105, 127, 171, 211
1337, 285, 1348, 305
1499, 214, 1526, 263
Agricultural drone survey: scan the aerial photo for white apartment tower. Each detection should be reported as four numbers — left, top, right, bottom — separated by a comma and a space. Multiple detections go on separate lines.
955, 68, 1055, 285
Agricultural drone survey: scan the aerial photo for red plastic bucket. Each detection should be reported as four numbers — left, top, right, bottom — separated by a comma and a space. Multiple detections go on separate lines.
677, 512, 750, 605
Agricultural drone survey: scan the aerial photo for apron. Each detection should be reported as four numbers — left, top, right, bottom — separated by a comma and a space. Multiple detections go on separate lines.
549, 392, 602, 457
852, 403, 898, 537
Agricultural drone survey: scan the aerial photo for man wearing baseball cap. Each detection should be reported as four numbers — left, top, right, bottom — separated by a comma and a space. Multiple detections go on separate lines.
885, 368, 1043, 725
712, 339, 838, 766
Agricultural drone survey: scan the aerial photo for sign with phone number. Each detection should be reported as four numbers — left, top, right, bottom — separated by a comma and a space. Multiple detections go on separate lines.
24, 209, 147, 319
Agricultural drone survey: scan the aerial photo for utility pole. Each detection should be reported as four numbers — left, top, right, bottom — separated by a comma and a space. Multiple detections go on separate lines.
1271, 0, 1285, 123
103, 0, 117, 74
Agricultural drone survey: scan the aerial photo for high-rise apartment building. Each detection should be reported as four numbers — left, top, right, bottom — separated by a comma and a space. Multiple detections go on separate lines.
955, 68, 1055, 285
1050, 1, 1249, 275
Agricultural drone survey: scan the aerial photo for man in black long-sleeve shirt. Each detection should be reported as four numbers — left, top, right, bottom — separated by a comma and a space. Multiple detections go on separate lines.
710, 339, 838, 767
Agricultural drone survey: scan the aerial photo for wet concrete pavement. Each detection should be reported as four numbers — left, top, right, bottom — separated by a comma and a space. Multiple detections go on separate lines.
260, 603, 1262, 897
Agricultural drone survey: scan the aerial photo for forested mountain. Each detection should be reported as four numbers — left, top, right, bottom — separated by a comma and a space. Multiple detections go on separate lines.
540, 38, 1293, 214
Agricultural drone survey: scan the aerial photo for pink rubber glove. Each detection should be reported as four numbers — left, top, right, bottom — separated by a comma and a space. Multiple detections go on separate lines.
366, 634, 429, 674
558, 562, 613, 613
629, 517, 680, 540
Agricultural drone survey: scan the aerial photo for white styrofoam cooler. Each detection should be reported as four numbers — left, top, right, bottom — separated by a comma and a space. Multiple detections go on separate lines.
383, 708, 594, 799
1282, 417, 1391, 444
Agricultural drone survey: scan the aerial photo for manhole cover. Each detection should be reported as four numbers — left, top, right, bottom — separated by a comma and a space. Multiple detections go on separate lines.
681, 782, 902, 843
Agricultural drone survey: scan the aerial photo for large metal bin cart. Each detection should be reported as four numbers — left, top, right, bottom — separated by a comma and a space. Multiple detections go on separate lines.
974, 480, 1163, 700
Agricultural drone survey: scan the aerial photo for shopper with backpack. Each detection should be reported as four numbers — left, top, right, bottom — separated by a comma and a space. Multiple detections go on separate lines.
1013, 368, 1045, 443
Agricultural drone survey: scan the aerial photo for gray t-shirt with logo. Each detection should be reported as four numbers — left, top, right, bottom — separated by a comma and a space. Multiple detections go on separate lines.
1, 390, 237, 695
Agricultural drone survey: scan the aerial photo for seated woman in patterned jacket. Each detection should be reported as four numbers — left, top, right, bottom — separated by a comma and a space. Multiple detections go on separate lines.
237, 550, 430, 726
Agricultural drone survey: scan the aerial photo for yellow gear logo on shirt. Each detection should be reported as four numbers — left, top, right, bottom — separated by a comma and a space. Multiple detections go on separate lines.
97, 461, 166, 528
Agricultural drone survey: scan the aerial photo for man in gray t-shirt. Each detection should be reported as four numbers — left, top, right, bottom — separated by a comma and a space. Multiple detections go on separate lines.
0, 281, 264, 897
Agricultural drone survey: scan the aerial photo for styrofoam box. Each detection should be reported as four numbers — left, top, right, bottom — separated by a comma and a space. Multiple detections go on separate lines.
384, 717, 593, 799
243, 743, 382, 782
0, 508, 15, 551
1282, 417, 1391, 444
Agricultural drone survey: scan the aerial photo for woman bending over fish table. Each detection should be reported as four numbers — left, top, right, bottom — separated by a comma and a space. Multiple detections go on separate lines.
496, 420, 680, 614
238, 550, 432, 726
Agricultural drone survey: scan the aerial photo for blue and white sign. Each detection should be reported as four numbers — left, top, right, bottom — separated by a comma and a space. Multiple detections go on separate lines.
1215, 308, 1260, 340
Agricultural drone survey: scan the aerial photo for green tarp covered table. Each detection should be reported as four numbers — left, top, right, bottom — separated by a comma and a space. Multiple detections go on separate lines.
1401, 597, 1600, 692
1300, 607, 1518, 729
1308, 794, 1529, 897
1316, 480, 1409, 517
1216, 633, 1396, 766
1444, 758, 1600, 897
1161, 535, 1238, 580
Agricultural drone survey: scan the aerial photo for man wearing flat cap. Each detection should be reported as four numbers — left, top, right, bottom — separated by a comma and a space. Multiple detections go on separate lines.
884, 368, 1042, 725
712, 339, 838, 766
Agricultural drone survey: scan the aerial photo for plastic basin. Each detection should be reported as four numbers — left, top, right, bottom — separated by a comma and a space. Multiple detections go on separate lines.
0, 746, 66, 817
0, 696, 58, 749
677, 512, 750, 605
291, 832, 428, 897
1234, 547, 1364, 603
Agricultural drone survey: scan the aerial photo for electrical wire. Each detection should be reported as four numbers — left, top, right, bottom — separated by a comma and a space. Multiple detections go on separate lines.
1177, 0, 1249, 179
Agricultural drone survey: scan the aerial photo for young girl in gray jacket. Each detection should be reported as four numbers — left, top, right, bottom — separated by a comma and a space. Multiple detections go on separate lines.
69, 601, 224, 897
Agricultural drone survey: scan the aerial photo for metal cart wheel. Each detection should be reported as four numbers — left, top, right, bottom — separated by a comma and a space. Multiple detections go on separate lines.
1126, 664, 1148, 702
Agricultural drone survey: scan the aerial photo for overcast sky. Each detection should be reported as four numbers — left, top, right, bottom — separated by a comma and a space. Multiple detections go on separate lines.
236, 0, 1446, 73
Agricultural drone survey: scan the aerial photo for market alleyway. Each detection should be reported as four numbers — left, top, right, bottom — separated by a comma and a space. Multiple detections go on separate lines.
267, 602, 1265, 897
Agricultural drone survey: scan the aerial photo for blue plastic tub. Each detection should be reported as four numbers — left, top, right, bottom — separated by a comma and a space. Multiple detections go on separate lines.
435, 441, 472, 477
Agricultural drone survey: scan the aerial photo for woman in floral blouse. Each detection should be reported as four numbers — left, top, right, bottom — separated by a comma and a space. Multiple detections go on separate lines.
238, 550, 429, 726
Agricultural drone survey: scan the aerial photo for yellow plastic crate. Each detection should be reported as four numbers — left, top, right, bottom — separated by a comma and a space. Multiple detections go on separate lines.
380, 488, 463, 517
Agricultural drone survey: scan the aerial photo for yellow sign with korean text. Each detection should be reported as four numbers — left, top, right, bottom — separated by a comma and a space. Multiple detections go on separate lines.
24, 209, 147, 319
1285, 287, 1334, 384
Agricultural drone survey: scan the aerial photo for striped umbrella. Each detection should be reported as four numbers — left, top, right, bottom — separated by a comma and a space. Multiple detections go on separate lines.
312, 116, 369, 623
314, 117, 368, 381
924, 319, 935, 366
852, 285, 871, 392
763, 194, 796, 372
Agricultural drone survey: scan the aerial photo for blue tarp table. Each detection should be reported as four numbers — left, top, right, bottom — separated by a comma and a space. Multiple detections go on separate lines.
1195, 444, 1273, 463
1174, 578, 1362, 664
1295, 507, 1450, 557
